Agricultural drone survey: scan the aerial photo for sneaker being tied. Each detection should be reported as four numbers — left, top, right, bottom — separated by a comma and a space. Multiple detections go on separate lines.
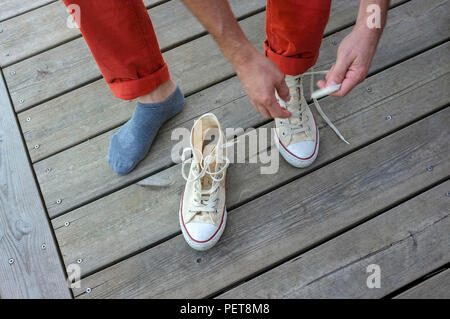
274, 70, 349, 168
180, 113, 230, 251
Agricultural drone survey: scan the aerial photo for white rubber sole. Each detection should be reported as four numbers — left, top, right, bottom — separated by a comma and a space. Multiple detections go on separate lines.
273, 128, 320, 168
179, 205, 227, 251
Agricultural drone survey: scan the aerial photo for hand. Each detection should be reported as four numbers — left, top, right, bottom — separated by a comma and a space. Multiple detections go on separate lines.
318, 26, 380, 97
234, 48, 291, 119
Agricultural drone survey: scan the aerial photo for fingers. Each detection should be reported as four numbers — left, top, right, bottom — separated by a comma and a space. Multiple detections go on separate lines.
267, 94, 291, 118
254, 95, 291, 119
326, 56, 352, 87
332, 71, 363, 97
275, 78, 290, 102
317, 79, 327, 89
259, 98, 291, 119
256, 105, 271, 118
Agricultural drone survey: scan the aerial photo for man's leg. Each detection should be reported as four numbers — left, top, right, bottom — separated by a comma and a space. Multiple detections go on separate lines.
265, 0, 332, 75
63, 0, 184, 175
266, 0, 332, 168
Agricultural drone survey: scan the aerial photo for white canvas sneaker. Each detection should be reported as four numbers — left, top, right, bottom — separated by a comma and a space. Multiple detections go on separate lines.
274, 71, 349, 168
179, 113, 230, 251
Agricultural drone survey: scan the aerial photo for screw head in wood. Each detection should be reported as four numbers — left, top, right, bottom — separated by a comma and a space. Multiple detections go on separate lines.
86, 288, 92, 293
76, 258, 82, 264
386, 115, 392, 120
8, 258, 14, 264
19, 98, 24, 103
10, 71, 15, 76
41, 243, 47, 250
64, 221, 70, 227
446, 192, 450, 197
427, 166, 433, 172
34, 144, 40, 149
56, 198, 62, 204
46, 168, 52, 173
26, 117, 31, 122
367, 87, 373, 93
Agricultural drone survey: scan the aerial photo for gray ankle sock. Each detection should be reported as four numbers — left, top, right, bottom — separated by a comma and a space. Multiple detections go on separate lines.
107, 86, 184, 175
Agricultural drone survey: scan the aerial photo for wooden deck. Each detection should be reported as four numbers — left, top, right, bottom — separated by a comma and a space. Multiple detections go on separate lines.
1, 0, 449, 299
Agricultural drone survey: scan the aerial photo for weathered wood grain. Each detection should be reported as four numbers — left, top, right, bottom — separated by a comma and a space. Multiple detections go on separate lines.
3, 0, 266, 111
72, 107, 450, 298
395, 268, 450, 299
0, 0, 168, 67
51, 43, 450, 277
0, 72, 71, 298
0, 0, 55, 22
35, 0, 450, 218
218, 182, 450, 298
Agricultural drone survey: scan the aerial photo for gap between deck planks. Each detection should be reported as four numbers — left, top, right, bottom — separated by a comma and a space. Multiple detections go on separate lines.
34, 0, 450, 218
394, 268, 450, 299
3, 0, 267, 111
14, 0, 408, 162
217, 181, 450, 298
72, 107, 450, 298
53, 42, 450, 278
0, 0, 56, 22
0, 72, 71, 298
0, 0, 169, 68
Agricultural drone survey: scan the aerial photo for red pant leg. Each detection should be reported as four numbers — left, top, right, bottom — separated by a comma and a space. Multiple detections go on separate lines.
63, 0, 170, 100
265, 0, 332, 75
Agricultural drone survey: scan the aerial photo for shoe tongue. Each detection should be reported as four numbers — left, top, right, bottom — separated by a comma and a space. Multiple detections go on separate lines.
288, 85, 301, 104
200, 143, 217, 190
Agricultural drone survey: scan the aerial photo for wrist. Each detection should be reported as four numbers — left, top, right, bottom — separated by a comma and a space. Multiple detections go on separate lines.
352, 22, 383, 49
354, 20, 383, 37
228, 43, 260, 72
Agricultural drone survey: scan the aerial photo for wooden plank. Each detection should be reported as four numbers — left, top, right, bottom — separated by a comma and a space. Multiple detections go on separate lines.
52, 43, 450, 277
0, 0, 168, 68
0, 0, 56, 22
0, 1, 79, 68
9, 0, 406, 117
35, 0, 450, 218
395, 268, 450, 299
218, 182, 450, 298
3, 0, 266, 111
0, 72, 71, 298
72, 107, 450, 298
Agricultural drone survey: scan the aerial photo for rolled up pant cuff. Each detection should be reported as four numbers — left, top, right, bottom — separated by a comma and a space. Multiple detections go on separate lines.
264, 40, 317, 76
108, 63, 170, 100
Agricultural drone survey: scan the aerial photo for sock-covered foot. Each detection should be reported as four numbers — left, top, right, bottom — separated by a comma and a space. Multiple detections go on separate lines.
108, 86, 184, 175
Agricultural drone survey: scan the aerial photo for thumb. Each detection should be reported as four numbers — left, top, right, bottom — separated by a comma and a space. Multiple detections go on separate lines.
327, 57, 352, 86
275, 78, 290, 102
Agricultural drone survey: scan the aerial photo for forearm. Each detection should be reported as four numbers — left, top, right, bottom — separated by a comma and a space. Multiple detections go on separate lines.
181, 0, 256, 67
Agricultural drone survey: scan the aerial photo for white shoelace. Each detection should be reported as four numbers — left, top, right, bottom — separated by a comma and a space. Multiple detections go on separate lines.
279, 69, 350, 145
181, 147, 230, 214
